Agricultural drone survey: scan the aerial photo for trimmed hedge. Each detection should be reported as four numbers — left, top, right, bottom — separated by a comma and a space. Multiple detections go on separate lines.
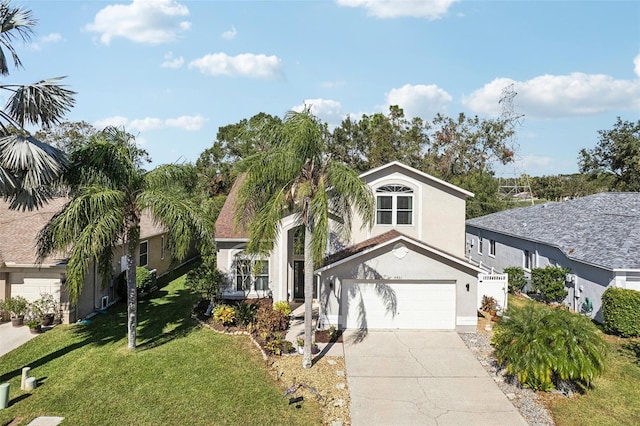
503, 266, 526, 294
602, 287, 640, 337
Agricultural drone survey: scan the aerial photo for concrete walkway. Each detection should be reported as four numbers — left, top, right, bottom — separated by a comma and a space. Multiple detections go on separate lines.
0, 321, 39, 357
343, 330, 527, 426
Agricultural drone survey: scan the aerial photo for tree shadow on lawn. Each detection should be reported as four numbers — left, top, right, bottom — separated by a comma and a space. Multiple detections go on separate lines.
622, 340, 640, 365
1, 283, 200, 382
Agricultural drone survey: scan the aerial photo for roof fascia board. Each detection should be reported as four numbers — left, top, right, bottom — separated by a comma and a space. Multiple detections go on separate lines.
359, 161, 474, 198
316, 235, 482, 274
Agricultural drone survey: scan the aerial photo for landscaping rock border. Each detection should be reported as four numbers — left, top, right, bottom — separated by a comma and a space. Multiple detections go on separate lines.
459, 330, 555, 426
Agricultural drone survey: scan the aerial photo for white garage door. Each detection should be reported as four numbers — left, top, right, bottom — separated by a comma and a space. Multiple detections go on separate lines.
341, 281, 456, 330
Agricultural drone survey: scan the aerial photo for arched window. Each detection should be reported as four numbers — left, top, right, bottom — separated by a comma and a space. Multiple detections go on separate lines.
375, 184, 413, 225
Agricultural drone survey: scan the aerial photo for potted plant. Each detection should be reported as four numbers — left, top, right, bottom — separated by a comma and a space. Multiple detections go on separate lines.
297, 337, 304, 354
5, 296, 28, 327
33, 293, 57, 326
26, 318, 42, 334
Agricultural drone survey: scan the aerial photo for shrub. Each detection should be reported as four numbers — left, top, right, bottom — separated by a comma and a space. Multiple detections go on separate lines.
480, 295, 498, 312
5, 296, 28, 318
503, 266, 526, 294
185, 262, 226, 303
531, 266, 569, 303
602, 287, 640, 337
255, 304, 290, 334
136, 267, 152, 292
234, 301, 258, 327
213, 305, 236, 326
273, 300, 292, 316
263, 333, 293, 355
492, 302, 606, 391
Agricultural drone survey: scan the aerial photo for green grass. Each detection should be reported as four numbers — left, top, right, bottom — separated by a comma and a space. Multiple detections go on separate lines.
549, 335, 640, 425
0, 275, 321, 425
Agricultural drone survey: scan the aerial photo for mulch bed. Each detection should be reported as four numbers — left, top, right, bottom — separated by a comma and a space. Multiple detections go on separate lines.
314, 328, 343, 343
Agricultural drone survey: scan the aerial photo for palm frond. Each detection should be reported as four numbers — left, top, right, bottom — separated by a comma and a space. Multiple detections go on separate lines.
66, 137, 138, 190
0, 134, 67, 210
145, 163, 197, 193
139, 188, 213, 262
0, 2, 35, 75
36, 186, 125, 262
3, 77, 76, 128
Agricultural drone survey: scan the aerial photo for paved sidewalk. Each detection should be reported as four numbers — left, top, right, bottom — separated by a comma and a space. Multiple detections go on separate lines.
0, 321, 39, 357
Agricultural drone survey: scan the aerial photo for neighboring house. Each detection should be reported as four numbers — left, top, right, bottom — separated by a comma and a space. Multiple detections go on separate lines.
0, 198, 176, 323
215, 161, 488, 332
465, 192, 640, 322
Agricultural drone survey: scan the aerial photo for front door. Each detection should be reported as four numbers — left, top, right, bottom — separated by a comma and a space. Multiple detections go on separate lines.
293, 260, 305, 299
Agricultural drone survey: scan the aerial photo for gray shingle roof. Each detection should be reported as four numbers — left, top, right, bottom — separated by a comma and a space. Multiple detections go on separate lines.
466, 192, 640, 270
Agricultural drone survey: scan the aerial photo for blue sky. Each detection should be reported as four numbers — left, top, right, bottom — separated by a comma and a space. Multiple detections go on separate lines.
15, 0, 640, 176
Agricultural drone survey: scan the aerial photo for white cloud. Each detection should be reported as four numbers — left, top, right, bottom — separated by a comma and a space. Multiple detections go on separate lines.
29, 32, 63, 50
463, 71, 640, 119
634, 53, 640, 78
221, 25, 237, 40
385, 84, 452, 118
161, 51, 184, 68
94, 115, 129, 130
130, 117, 164, 132
188, 52, 283, 79
85, 0, 191, 45
336, 0, 459, 19
93, 114, 206, 132
165, 115, 208, 131
292, 99, 345, 128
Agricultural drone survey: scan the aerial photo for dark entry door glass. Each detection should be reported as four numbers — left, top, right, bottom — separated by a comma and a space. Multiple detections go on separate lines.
293, 260, 304, 299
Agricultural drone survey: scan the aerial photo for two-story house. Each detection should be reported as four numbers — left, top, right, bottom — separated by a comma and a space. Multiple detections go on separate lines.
215, 162, 483, 332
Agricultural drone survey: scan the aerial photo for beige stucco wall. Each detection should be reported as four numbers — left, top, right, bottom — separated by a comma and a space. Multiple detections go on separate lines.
350, 166, 468, 257
318, 240, 479, 332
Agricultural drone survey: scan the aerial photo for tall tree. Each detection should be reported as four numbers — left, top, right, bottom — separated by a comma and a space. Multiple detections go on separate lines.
235, 109, 374, 368
425, 113, 514, 180
0, 1, 75, 209
579, 117, 640, 191
37, 127, 212, 350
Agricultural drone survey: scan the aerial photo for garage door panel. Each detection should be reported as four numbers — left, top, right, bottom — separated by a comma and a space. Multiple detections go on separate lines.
342, 282, 456, 330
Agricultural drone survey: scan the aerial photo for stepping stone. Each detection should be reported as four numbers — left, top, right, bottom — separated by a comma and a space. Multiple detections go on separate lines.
336, 370, 345, 377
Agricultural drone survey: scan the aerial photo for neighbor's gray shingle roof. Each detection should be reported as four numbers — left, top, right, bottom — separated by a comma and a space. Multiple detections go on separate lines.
466, 192, 640, 270
0, 198, 167, 266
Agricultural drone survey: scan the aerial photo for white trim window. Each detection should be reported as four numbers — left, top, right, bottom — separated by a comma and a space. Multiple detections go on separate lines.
375, 184, 413, 225
235, 252, 270, 292
489, 240, 496, 257
478, 237, 483, 255
139, 240, 148, 267
161, 235, 165, 260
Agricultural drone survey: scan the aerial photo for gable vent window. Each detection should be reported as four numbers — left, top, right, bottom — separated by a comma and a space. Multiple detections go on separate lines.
376, 184, 413, 225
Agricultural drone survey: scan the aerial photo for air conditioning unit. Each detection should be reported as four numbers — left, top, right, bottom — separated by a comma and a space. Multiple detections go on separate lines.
101, 296, 109, 309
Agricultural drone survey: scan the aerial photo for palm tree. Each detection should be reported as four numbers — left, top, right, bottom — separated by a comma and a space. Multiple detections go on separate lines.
37, 127, 212, 350
0, 1, 75, 209
235, 108, 374, 368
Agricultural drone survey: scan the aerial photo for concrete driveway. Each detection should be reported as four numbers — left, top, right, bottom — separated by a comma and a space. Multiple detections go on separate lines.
343, 330, 527, 426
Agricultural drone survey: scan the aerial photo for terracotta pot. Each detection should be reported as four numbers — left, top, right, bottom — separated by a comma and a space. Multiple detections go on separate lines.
29, 325, 42, 334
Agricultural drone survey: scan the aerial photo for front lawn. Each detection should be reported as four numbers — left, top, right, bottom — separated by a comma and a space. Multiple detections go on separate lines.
0, 275, 321, 425
508, 294, 640, 425
548, 334, 640, 425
